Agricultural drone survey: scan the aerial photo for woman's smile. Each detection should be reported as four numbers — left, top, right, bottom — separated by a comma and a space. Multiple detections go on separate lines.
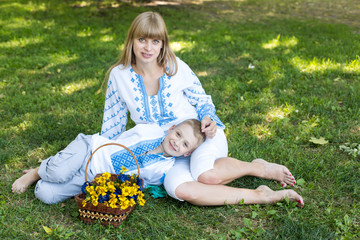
141, 52, 153, 58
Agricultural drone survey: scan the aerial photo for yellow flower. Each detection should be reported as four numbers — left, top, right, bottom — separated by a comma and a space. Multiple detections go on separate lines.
109, 193, 117, 200
107, 182, 116, 193
138, 198, 146, 206
81, 170, 145, 209
137, 191, 144, 198
96, 176, 106, 186
102, 172, 111, 180
108, 197, 118, 208
86, 186, 95, 195
95, 186, 107, 196
120, 166, 128, 174
120, 199, 130, 210
129, 198, 136, 207
121, 186, 132, 196
91, 199, 99, 206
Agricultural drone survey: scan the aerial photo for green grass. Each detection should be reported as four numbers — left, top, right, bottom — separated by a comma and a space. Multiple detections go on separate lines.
1, 0, 359, 239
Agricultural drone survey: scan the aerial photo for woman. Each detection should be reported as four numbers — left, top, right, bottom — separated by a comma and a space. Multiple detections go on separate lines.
100, 11, 304, 207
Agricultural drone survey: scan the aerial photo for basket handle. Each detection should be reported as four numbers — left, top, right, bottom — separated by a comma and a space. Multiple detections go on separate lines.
84, 143, 141, 183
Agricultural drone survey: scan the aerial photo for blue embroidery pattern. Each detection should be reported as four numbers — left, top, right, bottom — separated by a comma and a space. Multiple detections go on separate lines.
102, 80, 128, 138
107, 80, 112, 89
132, 71, 177, 126
157, 75, 176, 126
134, 73, 153, 123
111, 137, 164, 173
191, 72, 202, 86
103, 108, 125, 124
101, 116, 127, 139
105, 90, 118, 101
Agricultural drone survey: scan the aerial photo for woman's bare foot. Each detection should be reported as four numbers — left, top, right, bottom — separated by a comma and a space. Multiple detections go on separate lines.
252, 159, 296, 187
12, 167, 40, 194
256, 185, 304, 208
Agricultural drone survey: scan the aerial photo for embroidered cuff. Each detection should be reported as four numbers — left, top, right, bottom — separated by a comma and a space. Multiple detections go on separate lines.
197, 104, 225, 129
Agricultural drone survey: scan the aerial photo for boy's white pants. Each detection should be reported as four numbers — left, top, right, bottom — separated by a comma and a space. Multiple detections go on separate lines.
35, 134, 95, 204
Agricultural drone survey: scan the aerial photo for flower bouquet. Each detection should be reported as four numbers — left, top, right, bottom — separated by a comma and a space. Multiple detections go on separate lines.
75, 143, 145, 227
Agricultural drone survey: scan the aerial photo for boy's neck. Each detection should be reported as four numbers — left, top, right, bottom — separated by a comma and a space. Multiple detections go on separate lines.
147, 142, 171, 157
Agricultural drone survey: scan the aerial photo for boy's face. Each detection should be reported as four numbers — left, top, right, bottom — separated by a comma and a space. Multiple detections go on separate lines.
162, 123, 199, 157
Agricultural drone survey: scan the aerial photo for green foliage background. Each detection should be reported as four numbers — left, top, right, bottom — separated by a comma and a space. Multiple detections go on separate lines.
0, 0, 359, 239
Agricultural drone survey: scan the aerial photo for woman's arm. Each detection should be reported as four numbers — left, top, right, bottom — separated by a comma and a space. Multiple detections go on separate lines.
100, 74, 129, 140
181, 64, 225, 138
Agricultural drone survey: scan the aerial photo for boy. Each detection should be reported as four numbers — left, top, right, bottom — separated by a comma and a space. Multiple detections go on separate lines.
12, 119, 205, 204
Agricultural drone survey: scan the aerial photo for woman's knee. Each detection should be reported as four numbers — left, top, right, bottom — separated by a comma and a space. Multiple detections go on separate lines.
197, 170, 222, 185
174, 182, 200, 203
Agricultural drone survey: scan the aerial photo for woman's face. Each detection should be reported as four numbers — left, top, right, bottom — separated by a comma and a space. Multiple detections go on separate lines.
132, 37, 163, 65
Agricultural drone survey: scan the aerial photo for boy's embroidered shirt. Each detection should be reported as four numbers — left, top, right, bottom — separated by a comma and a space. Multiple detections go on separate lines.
110, 137, 164, 173
90, 124, 175, 186
101, 57, 225, 140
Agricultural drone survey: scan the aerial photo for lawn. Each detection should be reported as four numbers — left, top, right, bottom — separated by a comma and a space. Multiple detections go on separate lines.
0, 0, 359, 239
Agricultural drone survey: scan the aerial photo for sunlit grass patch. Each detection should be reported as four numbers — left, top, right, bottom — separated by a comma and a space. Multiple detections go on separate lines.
290, 56, 360, 74
61, 79, 98, 95
170, 41, 195, 53
196, 71, 208, 77
26, 146, 48, 163
0, 1, 46, 12
290, 56, 339, 73
262, 34, 298, 50
49, 52, 79, 65
99, 35, 114, 42
343, 57, 360, 73
77, 27, 94, 38
265, 105, 295, 122
250, 124, 273, 139
0, 36, 44, 48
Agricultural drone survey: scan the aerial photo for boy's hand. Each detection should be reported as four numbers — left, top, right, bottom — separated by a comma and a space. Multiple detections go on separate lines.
201, 116, 217, 139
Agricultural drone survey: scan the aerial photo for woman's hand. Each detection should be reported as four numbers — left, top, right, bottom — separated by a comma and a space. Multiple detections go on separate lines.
201, 116, 217, 139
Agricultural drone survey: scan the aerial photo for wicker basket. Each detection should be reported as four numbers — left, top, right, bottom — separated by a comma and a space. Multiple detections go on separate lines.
75, 143, 142, 227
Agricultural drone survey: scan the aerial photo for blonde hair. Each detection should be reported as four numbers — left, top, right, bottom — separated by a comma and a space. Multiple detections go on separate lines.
176, 119, 206, 150
102, 11, 178, 89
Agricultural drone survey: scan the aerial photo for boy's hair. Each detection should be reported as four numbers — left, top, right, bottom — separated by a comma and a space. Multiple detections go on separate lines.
177, 119, 206, 150
103, 11, 178, 89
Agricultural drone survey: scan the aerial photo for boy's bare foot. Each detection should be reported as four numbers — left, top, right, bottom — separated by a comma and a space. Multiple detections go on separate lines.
256, 185, 304, 208
252, 159, 296, 187
22, 169, 32, 174
12, 167, 40, 194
